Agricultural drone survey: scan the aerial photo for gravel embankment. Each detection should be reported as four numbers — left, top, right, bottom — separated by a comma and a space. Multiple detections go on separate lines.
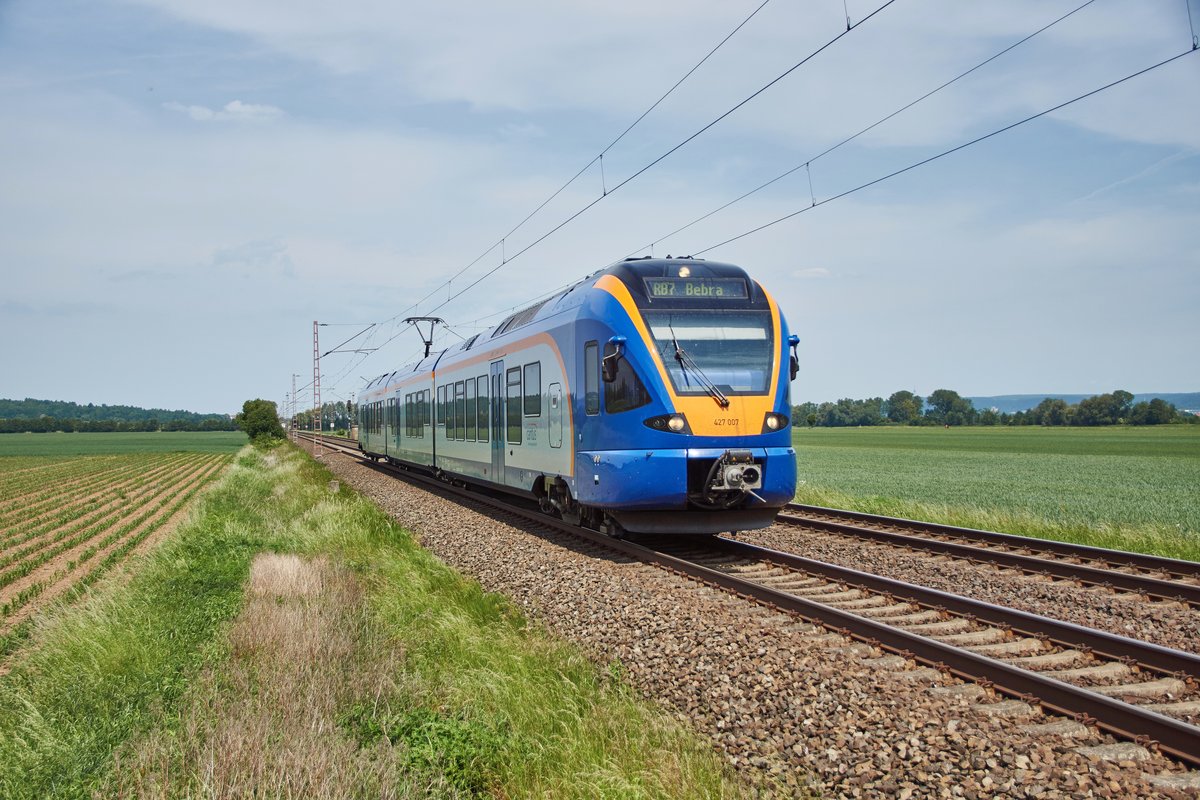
738, 526, 1200, 657
303, 443, 1197, 798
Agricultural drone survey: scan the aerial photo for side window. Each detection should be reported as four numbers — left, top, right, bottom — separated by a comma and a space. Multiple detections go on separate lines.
446, 383, 457, 440
523, 362, 541, 417
437, 385, 447, 428
584, 341, 600, 416
603, 343, 652, 414
465, 379, 477, 441
454, 381, 466, 441
506, 367, 522, 444
476, 376, 488, 442
423, 390, 430, 431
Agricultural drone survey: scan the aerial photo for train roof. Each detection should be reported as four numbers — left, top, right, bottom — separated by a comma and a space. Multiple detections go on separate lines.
362, 256, 760, 392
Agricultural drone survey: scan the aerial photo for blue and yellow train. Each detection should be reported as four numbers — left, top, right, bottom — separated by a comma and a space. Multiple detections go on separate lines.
358, 257, 798, 535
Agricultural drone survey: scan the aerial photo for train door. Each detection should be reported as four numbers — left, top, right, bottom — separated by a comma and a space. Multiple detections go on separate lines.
394, 391, 403, 453
548, 383, 562, 448
490, 361, 505, 480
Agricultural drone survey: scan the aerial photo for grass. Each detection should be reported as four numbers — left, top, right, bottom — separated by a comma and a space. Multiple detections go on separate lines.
0, 431, 246, 457
792, 425, 1200, 561
0, 443, 742, 799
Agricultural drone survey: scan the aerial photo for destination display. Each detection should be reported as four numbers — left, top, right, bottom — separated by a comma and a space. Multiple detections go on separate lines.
644, 277, 748, 300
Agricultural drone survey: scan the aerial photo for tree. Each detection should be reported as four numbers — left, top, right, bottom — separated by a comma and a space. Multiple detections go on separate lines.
235, 399, 285, 441
1030, 398, 1070, 426
925, 389, 976, 426
885, 390, 922, 424
1129, 398, 1177, 425
1074, 389, 1134, 426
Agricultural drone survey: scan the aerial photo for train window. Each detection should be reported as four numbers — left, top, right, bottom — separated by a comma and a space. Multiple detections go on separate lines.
476, 376, 488, 442
446, 384, 457, 440
523, 362, 541, 417
465, 379, 476, 441
603, 342, 652, 414
454, 381, 466, 440
506, 367, 522, 444
643, 310, 773, 394
437, 385, 447, 427
584, 341, 599, 415
423, 390, 430, 430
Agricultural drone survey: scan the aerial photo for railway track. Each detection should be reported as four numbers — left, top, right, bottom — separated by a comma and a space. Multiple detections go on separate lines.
294, 432, 1200, 771
781, 504, 1200, 608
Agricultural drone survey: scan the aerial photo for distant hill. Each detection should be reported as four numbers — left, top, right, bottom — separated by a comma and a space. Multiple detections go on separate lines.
967, 393, 1200, 414
0, 397, 230, 424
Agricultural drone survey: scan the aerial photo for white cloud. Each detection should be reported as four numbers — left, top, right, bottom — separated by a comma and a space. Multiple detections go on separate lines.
792, 267, 830, 279
498, 122, 546, 140
163, 99, 284, 122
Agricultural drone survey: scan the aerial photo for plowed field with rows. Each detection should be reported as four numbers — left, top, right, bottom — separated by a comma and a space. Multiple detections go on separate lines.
0, 449, 232, 654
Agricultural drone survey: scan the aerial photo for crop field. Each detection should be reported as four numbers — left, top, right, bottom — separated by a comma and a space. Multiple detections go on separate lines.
0, 430, 246, 456
791, 425, 1200, 560
0, 434, 239, 656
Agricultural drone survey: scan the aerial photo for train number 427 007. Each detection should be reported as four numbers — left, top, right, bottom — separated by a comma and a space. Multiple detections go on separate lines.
712, 418, 740, 427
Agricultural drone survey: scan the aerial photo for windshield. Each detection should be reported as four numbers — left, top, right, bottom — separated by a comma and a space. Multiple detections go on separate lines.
643, 310, 774, 395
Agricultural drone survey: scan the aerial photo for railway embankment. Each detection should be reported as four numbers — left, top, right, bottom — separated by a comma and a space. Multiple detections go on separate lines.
302, 437, 1200, 798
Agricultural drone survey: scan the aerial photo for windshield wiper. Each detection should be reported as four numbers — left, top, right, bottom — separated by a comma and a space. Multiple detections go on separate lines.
669, 322, 730, 408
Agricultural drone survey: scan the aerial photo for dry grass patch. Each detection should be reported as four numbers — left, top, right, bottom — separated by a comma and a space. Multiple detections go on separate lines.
111, 554, 425, 799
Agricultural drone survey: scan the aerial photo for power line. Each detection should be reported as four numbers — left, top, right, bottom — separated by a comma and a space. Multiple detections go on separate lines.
421, 0, 900, 318
310, 1, 902, 393
624, 0, 1099, 258
309, 0, 896, 396
382, 0, 776, 327
692, 47, 1198, 256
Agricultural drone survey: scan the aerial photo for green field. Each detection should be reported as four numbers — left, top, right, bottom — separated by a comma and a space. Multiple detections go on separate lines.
792, 425, 1200, 560
0, 443, 741, 798
0, 431, 246, 457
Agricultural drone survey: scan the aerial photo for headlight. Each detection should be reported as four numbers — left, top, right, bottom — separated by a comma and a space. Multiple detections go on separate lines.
643, 413, 691, 434
761, 413, 789, 433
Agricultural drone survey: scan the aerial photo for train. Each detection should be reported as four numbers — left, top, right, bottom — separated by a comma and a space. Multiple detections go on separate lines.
358, 256, 798, 535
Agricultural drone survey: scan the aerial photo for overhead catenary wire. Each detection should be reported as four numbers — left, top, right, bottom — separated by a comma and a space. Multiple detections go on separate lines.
623, 0, 1099, 259
692, 47, 1198, 256
380, 0, 776, 327
420, 0, 899, 319
307, 0, 894, 394
311, 0, 901, 396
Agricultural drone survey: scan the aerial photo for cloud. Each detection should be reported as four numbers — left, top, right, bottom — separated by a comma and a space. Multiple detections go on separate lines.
498, 122, 546, 140
163, 99, 284, 122
792, 267, 830, 279
212, 238, 295, 276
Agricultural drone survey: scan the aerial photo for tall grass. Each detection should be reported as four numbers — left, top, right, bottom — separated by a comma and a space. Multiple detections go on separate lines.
0, 443, 743, 798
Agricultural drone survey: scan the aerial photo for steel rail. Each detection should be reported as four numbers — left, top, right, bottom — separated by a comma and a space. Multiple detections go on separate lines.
788, 503, 1200, 580
705, 537, 1200, 679
294, 432, 1200, 766
649, 539, 1200, 768
779, 509, 1200, 608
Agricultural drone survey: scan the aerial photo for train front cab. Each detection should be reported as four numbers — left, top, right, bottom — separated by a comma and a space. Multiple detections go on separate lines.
572, 260, 797, 535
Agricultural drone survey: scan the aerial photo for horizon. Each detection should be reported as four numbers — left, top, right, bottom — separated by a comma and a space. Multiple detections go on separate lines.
2, 1, 1197, 412
4, 389, 1199, 419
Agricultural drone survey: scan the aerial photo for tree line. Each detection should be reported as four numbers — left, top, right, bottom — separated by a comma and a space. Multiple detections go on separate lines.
0, 397, 238, 434
0, 416, 239, 434
792, 389, 1198, 428
289, 401, 355, 432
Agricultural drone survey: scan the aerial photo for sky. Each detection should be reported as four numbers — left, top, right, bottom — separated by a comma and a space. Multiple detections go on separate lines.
1, 0, 1197, 414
